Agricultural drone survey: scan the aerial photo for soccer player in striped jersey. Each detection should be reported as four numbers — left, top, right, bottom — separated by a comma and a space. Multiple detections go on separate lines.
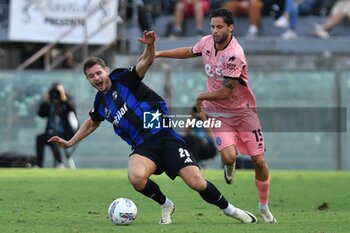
155, 8, 276, 223
48, 30, 257, 224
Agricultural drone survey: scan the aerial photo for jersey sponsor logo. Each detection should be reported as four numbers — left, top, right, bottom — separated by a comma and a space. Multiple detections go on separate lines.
227, 63, 237, 70
204, 63, 224, 80
112, 103, 128, 126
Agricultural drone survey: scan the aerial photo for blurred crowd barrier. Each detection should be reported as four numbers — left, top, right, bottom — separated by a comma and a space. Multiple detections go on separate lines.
0, 66, 349, 170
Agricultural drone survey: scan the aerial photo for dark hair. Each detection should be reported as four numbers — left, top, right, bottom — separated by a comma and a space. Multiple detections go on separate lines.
49, 82, 61, 101
209, 8, 234, 26
82, 57, 106, 75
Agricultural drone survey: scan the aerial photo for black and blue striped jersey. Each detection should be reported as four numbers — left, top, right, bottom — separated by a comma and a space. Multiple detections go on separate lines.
89, 66, 177, 147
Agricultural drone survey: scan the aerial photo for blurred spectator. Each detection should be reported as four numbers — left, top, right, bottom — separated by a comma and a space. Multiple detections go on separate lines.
139, 0, 170, 31
312, 0, 337, 16
125, 0, 169, 31
61, 50, 78, 69
182, 106, 218, 167
35, 83, 78, 168
274, 0, 315, 39
313, 0, 350, 39
171, 0, 211, 37
261, 0, 284, 18
223, 0, 264, 38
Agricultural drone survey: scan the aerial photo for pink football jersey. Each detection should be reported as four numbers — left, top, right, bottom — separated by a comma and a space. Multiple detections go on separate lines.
192, 35, 257, 116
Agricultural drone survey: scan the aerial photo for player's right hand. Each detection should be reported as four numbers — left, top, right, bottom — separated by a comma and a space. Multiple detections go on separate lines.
137, 30, 156, 45
196, 98, 203, 113
48, 136, 70, 148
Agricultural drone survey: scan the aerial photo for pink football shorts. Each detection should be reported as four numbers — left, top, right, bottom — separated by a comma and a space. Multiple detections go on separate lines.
210, 112, 265, 156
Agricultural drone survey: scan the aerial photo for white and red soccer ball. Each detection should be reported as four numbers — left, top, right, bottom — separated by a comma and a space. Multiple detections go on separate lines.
108, 198, 137, 225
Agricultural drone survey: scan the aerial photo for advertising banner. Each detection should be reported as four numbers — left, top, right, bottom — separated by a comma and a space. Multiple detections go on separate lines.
9, 0, 118, 44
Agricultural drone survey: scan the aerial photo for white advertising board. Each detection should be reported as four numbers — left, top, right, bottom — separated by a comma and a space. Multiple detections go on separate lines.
9, 0, 118, 44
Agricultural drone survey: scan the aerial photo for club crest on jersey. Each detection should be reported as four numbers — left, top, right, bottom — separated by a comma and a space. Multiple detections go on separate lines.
221, 55, 226, 65
112, 90, 118, 100
104, 107, 111, 118
215, 137, 222, 146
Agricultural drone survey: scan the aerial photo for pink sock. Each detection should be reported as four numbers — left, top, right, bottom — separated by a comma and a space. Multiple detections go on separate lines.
255, 178, 270, 205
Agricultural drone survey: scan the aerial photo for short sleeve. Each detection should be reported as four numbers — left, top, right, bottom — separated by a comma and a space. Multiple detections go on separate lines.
110, 67, 141, 87
192, 35, 211, 56
223, 54, 246, 78
89, 95, 105, 122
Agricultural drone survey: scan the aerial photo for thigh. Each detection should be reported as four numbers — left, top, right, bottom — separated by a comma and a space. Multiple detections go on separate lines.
211, 117, 238, 152
131, 139, 164, 176
128, 154, 157, 178
236, 113, 265, 156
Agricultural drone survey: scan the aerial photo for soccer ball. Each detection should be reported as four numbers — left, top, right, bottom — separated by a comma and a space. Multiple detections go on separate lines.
108, 198, 137, 225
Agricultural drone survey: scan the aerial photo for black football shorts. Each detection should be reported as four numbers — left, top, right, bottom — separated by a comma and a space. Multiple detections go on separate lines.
131, 130, 199, 179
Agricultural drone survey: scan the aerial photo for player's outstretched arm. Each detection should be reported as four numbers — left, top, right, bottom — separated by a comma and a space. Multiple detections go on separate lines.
48, 118, 100, 148
155, 47, 194, 59
136, 30, 156, 78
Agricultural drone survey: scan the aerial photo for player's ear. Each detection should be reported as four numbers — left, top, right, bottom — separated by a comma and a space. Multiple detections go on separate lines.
230, 24, 234, 33
105, 66, 110, 74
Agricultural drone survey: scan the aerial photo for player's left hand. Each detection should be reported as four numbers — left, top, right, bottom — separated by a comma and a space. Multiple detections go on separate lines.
137, 31, 156, 45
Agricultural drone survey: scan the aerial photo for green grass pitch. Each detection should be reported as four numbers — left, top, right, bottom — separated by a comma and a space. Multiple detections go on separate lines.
0, 169, 349, 233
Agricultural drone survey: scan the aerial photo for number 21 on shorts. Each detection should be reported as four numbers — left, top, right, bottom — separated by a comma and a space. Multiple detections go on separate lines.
178, 148, 190, 157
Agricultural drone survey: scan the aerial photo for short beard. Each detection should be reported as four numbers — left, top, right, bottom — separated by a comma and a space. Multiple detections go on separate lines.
214, 32, 228, 44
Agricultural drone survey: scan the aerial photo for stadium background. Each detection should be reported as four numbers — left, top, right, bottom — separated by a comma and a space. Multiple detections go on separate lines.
0, 0, 349, 170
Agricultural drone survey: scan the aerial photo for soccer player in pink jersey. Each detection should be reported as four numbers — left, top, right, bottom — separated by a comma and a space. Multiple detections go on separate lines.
155, 8, 276, 223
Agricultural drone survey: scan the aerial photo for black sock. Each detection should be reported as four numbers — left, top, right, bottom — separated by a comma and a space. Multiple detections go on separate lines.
199, 180, 229, 209
136, 179, 166, 205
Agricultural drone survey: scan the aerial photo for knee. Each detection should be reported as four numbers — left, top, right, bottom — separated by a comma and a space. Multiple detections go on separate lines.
222, 156, 236, 165
187, 175, 207, 192
220, 145, 237, 164
251, 154, 267, 168
128, 171, 147, 190
221, 152, 237, 165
